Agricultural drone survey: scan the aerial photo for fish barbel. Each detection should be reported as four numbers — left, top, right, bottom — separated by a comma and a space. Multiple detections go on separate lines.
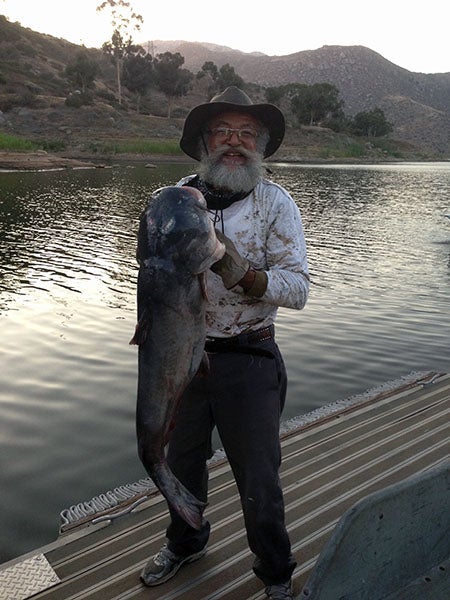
130, 185, 225, 529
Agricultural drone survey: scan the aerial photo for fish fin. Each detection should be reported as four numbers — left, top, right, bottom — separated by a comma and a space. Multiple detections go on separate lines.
199, 272, 208, 300
197, 352, 210, 377
163, 418, 176, 446
129, 309, 151, 345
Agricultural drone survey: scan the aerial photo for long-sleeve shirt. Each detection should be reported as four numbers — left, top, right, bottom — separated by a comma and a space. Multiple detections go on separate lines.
178, 176, 309, 338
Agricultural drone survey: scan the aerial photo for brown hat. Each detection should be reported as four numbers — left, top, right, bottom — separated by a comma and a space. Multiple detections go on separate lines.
180, 86, 285, 161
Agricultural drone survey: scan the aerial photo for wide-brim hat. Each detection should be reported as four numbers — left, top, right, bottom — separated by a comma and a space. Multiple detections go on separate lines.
180, 86, 285, 161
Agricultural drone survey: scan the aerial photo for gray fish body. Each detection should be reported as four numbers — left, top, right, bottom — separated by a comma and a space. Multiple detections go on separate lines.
131, 186, 224, 529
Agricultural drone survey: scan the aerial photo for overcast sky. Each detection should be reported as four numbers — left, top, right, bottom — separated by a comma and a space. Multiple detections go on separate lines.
1, 0, 449, 74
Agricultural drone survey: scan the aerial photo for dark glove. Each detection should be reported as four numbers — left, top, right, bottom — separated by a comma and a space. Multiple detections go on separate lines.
211, 230, 249, 289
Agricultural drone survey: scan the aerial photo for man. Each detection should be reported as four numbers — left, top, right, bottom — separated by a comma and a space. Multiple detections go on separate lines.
140, 86, 309, 600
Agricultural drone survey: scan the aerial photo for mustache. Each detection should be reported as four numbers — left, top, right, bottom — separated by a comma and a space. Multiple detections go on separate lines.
199, 143, 264, 194
208, 144, 258, 162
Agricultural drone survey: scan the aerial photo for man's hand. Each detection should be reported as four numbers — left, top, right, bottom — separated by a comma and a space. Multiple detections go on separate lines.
211, 230, 249, 289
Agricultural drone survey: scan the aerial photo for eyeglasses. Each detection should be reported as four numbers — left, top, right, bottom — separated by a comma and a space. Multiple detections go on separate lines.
207, 127, 259, 142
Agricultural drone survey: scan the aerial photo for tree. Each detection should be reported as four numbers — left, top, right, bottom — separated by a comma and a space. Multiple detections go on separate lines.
216, 63, 244, 91
96, 0, 143, 105
196, 61, 244, 97
122, 48, 154, 113
65, 51, 99, 93
265, 86, 284, 105
197, 61, 219, 97
290, 84, 310, 124
291, 83, 344, 126
154, 52, 193, 118
351, 108, 393, 137
198, 61, 219, 82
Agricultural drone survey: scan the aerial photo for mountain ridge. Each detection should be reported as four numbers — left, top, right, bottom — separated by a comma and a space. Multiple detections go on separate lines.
0, 15, 449, 157
146, 40, 450, 154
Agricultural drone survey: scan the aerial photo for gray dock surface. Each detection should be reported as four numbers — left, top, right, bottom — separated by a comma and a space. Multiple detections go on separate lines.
1, 372, 449, 600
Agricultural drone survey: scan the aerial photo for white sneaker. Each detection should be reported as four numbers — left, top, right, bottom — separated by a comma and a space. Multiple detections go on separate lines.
140, 543, 206, 586
265, 579, 293, 599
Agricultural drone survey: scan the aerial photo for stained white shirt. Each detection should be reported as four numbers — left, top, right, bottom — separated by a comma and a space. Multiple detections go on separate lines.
178, 176, 309, 338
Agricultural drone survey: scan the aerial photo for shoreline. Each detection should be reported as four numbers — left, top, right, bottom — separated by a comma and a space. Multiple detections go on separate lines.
1, 150, 449, 172
0, 150, 196, 171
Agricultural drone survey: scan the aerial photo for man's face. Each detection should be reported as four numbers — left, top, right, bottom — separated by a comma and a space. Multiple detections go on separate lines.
198, 111, 266, 193
206, 111, 260, 167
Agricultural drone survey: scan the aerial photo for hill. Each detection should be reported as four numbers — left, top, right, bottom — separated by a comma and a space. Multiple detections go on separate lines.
151, 41, 450, 155
0, 15, 449, 162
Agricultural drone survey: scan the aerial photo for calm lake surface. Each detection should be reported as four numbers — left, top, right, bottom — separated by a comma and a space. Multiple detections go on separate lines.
1, 161, 450, 562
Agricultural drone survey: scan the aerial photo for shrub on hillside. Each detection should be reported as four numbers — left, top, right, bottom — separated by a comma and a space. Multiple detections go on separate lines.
0, 90, 38, 111
65, 91, 94, 108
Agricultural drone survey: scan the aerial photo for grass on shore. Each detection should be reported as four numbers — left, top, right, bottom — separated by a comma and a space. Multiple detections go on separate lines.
82, 139, 183, 155
1, 131, 423, 161
0, 133, 183, 156
0, 132, 68, 152
317, 137, 403, 159
0, 132, 38, 151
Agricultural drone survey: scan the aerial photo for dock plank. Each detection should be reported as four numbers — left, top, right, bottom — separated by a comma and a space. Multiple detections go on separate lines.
2, 372, 449, 600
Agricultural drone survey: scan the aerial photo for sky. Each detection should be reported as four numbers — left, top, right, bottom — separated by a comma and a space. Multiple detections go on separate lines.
1, 0, 449, 74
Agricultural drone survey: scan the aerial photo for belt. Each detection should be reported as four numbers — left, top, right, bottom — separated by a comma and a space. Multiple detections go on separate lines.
205, 325, 274, 353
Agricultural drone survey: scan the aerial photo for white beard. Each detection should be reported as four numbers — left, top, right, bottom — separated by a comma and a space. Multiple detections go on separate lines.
198, 144, 265, 193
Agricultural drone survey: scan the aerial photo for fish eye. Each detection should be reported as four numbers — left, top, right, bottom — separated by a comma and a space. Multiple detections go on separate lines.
160, 216, 176, 235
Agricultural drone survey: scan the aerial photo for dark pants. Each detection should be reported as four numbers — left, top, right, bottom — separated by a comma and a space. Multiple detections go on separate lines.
165, 332, 296, 586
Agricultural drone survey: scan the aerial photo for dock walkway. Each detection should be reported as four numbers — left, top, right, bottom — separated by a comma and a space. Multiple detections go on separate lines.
1, 372, 449, 599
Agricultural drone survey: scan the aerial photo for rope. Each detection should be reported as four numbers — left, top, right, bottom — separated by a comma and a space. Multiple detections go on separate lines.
59, 477, 155, 528
59, 449, 227, 529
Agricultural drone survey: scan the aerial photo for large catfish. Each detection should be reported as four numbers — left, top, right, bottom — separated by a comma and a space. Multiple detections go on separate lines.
130, 185, 225, 530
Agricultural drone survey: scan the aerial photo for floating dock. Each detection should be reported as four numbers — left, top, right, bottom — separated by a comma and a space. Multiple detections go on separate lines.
1, 371, 449, 599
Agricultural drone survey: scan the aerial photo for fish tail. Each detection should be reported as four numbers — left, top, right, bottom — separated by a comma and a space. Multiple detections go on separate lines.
152, 463, 206, 530
129, 308, 151, 345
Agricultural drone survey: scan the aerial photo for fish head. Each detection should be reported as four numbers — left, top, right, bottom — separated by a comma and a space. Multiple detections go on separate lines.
141, 186, 225, 274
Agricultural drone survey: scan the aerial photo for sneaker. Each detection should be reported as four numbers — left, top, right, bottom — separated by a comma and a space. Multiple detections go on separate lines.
140, 543, 206, 586
265, 579, 294, 599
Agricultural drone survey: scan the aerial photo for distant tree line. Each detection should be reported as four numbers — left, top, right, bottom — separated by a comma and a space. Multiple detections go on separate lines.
62, 0, 393, 137
64, 48, 392, 138
63, 45, 246, 119
266, 83, 393, 137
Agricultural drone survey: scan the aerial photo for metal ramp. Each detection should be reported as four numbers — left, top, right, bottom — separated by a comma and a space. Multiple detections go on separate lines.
297, 461, 450, 599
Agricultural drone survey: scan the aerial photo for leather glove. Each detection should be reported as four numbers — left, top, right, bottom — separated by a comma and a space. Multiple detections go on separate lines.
211, 230, 249, 289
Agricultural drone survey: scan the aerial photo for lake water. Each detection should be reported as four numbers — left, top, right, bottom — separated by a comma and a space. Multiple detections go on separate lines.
1, 161, 450, 563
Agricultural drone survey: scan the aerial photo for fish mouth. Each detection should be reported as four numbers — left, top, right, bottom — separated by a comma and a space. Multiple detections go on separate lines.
183, 185, 207, 206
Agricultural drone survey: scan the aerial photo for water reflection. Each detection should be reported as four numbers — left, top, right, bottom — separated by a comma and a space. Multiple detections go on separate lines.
273, 164, 450, 295
0, 165, 193, 309
0, 161, 450, 562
